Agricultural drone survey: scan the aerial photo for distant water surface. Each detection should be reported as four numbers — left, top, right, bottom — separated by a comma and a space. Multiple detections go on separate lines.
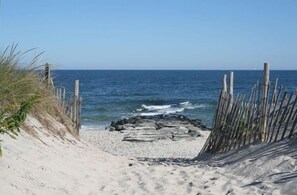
52, 70, 297, 129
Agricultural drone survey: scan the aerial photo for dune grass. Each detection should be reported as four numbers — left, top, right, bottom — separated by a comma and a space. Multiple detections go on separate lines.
0, 45, 77, 156
0, 45, 46, 105
0, 45, 56, 156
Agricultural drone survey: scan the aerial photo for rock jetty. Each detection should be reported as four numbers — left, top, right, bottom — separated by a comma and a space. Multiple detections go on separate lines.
105, 115, 211, 142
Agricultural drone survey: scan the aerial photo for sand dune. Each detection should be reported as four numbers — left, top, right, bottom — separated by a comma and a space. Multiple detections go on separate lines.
0, 115, 296, 195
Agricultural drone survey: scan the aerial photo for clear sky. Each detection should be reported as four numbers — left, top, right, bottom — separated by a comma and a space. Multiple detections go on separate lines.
0, 0, 297, 70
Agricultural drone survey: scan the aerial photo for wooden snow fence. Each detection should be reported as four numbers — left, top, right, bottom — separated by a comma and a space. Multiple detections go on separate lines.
200, 63, 297, 154
44, 63, 82, 134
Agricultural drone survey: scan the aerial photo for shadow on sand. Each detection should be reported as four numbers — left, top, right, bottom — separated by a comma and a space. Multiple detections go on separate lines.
138, 135, 297, 188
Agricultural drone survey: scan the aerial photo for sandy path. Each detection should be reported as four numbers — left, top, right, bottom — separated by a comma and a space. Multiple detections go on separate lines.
1, 129, 266, 195
80, 130, 210, 158
1, 117, 295, 195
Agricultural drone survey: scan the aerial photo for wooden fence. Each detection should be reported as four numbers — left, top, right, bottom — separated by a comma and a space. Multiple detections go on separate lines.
200, 63, 297, 154
44, 63, 82, 134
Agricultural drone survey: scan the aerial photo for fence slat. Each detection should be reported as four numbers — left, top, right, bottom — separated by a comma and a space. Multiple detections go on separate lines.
288, 109, 297, 138
281, 94, 297, 139
274, 92, 293, 142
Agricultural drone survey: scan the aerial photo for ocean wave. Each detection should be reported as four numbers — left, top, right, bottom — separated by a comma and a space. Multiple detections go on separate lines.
141, 104, 171, 111
184, 103, 208, 110
140, 107, 184, 116
140, 112, 162, 116
136, 101, 209, 117
164, 108, 185, 114
180, 101, 190, 105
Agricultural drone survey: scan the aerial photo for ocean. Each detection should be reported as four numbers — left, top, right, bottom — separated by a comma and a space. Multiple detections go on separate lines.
52, 70, 297, 129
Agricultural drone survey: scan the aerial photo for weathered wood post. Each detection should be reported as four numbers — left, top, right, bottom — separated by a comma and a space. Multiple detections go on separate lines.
273, 78, 278, 104
62, 87, 66, 110
229, 71, 234, 102
78, 96, 82, 130
226, 71, 234, 115
73, 80, 80, 134
58, 88, 62, 101
260, 63, 270, 141
44, 63, 52, 87
222, 74, 227, 93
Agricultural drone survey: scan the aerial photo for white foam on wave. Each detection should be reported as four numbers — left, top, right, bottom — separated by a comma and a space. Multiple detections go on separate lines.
140, 107, 185, 116
180, 101, 190, 105
184, 103, 208, 110
136, 102, 209, 117
140, 112, 162, 116
141, 104, 171, 111
164, 108, 185, 114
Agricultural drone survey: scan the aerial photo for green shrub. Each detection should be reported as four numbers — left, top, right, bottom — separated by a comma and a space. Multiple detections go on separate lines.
0, 96, 40, 156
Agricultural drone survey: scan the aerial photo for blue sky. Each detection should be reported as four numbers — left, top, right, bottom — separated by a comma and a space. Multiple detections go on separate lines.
0, 0, 297, 70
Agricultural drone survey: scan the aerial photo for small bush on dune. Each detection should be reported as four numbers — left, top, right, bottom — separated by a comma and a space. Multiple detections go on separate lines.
0, 96, 40, 156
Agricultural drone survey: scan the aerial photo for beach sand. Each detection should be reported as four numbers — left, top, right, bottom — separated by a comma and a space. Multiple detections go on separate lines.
80, 130, 210, 159
1, 115, 296, 195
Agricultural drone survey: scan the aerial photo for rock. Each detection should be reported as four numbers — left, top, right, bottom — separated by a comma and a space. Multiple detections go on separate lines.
188, 129, 202, 137
122, 124, 135, 130
116, 125, 125, 131
109, 126, 116, 131
108, 114, 210, 142
116, 120, 125, 125
111, 121, 116, 127
123, 118, 129, 124
157, 127, 178, 133
171, 133, 193, 141
177, 126, 189, 132
136, 122, 156, 128
123, 137, 156, 142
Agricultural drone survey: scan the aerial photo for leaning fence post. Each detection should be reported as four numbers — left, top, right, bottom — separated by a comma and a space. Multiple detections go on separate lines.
260, 63, 269, 141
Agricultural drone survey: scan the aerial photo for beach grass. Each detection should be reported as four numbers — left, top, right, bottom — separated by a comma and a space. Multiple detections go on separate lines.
0, 44, 75, 156
0, 44, 46, 106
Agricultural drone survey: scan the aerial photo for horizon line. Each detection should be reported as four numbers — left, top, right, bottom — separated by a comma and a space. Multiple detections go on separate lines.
51, 69, 297, 71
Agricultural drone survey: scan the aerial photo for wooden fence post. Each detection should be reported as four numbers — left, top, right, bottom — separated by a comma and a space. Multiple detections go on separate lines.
62, 88, 66, 109
229, 71, 234, 102
273, 78, 278, 103
44, 63, 52, 87
223, 74, 227, 93
73, 80, 80, 134
58, 88, 62, 100
260, 63, 269, 141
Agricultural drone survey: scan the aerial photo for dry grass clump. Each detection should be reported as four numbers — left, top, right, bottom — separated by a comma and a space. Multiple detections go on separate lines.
0, 45, 76, 146
0, 45, 48, 104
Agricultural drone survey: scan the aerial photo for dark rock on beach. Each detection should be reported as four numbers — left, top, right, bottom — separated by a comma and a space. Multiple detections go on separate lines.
105, 114, 211, 142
